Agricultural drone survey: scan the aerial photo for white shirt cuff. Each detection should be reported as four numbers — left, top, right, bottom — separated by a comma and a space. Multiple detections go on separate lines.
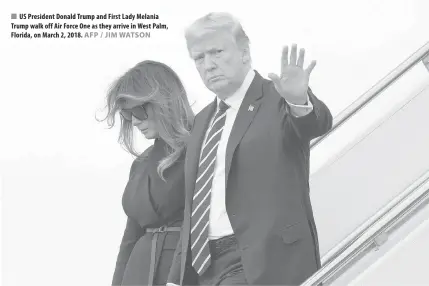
286, 93, 314, 117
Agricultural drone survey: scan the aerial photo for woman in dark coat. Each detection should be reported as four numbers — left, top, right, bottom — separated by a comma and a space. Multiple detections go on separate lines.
101, 60, 194, 286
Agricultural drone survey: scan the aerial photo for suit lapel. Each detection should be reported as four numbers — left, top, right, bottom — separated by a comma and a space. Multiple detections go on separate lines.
225, 71, 264, 186
185, 100, 217, 199
181, 99, 217, 282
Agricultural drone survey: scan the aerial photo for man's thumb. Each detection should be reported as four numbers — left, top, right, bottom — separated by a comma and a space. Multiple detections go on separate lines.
268, 73, 282, 89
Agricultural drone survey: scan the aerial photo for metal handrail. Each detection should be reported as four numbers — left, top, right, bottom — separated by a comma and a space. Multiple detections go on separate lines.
310, 41, 429, 149
321, 169, 429, 266
300, 41, 429, 286
301, 169, 429, 286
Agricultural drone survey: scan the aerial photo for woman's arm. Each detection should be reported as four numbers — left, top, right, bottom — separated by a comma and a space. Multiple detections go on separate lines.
111, 155, 150, 285
111, 217, 146, 285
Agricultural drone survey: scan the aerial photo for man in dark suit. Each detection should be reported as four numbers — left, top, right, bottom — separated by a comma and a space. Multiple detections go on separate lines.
168, 12, 333, 285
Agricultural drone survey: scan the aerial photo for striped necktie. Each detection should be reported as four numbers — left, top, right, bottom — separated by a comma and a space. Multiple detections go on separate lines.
190, 100, 230, 275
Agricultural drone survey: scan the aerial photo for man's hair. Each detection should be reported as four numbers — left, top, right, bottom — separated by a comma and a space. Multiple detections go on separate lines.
99, 60, 194, 181
185, 12, 250, 53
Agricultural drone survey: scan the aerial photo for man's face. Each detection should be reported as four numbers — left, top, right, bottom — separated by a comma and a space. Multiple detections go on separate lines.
189, 31, 249, 98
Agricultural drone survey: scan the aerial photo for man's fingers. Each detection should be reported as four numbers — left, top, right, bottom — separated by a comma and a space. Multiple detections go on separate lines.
281, 46, 289, 74
281, 44, 315, 75
297, 48, 305, 67
290, 44, 298, 66
306, 60, 317, 75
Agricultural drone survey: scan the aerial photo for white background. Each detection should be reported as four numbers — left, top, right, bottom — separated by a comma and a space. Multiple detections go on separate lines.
1, 0, 429, 285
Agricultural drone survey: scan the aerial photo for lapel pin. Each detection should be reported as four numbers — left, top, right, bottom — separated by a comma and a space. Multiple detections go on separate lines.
248, 105, 254, 112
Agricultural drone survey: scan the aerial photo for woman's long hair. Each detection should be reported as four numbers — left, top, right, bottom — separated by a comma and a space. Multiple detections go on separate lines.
99, 60, 194, 180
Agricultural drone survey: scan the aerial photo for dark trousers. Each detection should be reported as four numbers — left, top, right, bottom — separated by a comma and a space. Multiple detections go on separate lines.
198, 235, 247, 286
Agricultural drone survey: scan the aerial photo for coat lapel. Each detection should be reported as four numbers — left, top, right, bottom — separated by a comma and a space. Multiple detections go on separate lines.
185, 100, 217, 199
181, 99, 217, 283
225, 71, 264, 186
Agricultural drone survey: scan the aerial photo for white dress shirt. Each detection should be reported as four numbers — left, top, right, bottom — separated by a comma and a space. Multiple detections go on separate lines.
201, 69, 314, 239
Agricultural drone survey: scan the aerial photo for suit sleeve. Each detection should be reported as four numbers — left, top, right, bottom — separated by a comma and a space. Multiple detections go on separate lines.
282, 87, 333, 143
168, 231, 199, 286
111, 158, 148, 285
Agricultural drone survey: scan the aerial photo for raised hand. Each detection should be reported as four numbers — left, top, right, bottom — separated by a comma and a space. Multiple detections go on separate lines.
268, 44, 316, 105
